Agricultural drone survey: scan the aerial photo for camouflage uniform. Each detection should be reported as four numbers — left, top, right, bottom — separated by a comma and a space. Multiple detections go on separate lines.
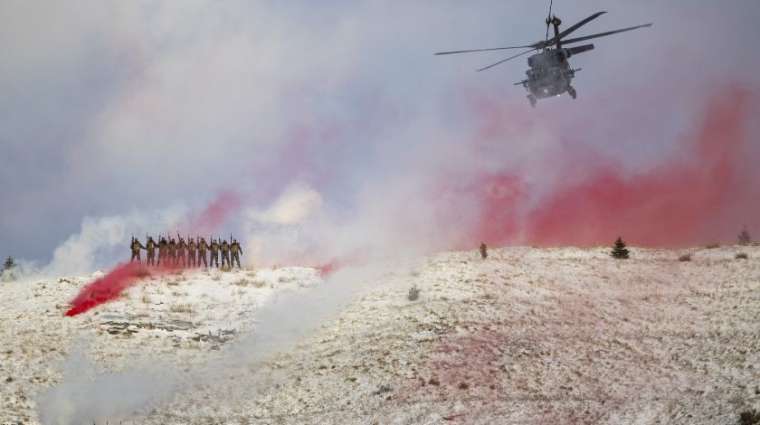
187, 238, 197, 268
168, 239, 177, 266
209, 240, 220, 268
130, 238, 145, 263
177, 238, 187, 267
146, 237, 158, 266
220, 240, 231, 268
158, 237, 168, 266
197, 238, 209, 268
230, 239, 243, 269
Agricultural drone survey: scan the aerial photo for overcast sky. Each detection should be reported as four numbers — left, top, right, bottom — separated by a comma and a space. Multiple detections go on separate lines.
2, 0, 760, 269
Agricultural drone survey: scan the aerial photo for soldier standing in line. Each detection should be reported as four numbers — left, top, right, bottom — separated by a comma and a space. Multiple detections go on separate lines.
168, 238, 177, 266
177, 236, 187, 267
130, 237, 145, 263
230, 239, 243, 269
146, 236, 158, 266
197, 237, 209, 268
187, 237, 197, 268
158, 236, 168, 266
479, 242, 488, 260
220, 239, 231, 268
209, 238, 220, 268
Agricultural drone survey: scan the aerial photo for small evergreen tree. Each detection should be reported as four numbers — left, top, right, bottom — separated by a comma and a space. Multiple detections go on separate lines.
3, 256, 14, 271
610, 237, 630, 259
738, 227, 752, 246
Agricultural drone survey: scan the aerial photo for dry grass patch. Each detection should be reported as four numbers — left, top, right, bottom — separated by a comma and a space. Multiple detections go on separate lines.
170, 304, 194, 314
232, 278, 251, 287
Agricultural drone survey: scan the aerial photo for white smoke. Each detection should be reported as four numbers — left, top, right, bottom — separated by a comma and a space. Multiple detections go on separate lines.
37, 345, 180, 425
239, 178, 454, 268
37, 264, 380, 425
241, 183, 327, 267
246, 183, 323, 226
44, 207, 186, 277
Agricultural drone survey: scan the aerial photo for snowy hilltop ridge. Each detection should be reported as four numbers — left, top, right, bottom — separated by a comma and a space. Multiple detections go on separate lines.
1, 245, 759, 424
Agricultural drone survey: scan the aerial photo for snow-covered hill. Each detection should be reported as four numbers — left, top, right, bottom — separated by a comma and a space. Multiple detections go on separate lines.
2, 246, 759, 424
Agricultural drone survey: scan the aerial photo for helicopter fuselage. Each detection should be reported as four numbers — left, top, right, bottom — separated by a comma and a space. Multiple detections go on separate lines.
520, 49, 576, 100
434, 9, 652, 107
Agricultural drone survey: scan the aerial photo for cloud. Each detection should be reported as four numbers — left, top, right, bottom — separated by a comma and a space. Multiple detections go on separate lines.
2, 0, 760, 264
246, 184, 323, 226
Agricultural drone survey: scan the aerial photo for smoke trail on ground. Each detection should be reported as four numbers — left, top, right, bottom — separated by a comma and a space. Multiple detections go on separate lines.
39, 264, 380, 425
59, 190, 243, 316
37, 345, 179, 425
64, 262, 184, 316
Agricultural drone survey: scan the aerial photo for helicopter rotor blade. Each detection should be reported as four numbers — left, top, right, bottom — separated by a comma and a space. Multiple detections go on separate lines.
435, 45, 535, 55
554, 11, 607, 42
565, 43, 595, 57
476, 48, 536, 72
560, 23, 653, 45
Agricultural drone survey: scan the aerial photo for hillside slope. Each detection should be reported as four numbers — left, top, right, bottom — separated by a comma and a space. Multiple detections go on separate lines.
2, 246, 759, 424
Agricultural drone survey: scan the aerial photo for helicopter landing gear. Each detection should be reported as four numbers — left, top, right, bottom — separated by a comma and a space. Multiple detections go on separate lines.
528, 95, 537, 108
568, 86, 577, 99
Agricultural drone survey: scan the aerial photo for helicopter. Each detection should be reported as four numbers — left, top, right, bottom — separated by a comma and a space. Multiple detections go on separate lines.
435, 7, 652, 107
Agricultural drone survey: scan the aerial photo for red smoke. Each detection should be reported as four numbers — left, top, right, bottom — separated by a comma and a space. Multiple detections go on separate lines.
65, 262, 187, 316
464, 86, 759, 247
316, 260, 340, 277
183, 191, 241, 235
66, 263, 152, 316
66, 191, 243, 317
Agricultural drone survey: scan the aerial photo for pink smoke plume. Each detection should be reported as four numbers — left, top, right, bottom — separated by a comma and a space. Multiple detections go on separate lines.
66, 192, 243, 317
66, 263, 158, 316
181, 191, 241, 235
457, 85, 759, 247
